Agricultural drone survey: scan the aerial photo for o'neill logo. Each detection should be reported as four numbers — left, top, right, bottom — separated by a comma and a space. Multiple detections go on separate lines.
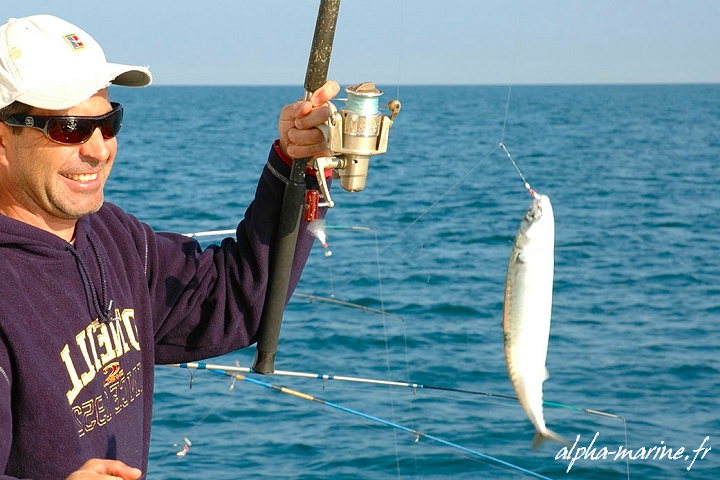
64, 34, 85, 50
103, 362, 124, 387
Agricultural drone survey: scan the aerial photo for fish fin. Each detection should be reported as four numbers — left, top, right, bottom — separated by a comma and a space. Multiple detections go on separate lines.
532, 429, 569, 450
544, 367, 550, 381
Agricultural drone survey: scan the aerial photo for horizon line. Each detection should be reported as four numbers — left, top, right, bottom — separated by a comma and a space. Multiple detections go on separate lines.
139, 81, 720, 88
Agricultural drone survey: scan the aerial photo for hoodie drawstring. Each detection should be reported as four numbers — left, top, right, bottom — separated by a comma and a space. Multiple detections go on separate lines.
66, 233, 115, 323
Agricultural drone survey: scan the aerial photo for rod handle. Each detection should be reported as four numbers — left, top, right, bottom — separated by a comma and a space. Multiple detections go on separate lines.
304, 0, 341, 93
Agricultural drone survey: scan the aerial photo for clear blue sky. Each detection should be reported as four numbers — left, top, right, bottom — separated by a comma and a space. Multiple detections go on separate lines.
10, 1, 720, 85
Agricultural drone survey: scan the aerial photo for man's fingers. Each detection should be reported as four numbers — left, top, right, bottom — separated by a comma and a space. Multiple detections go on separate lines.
105, 462, 142, 480
67, 459, 143, 480
286, 143, 333, 160
277, 80, 340, 158
294, 80, 340, 122
310, 80, 340, 106
285, 127, 332, 159
287, 123, 326, 145
294, 104, 331, 130
287, 99, 312, 120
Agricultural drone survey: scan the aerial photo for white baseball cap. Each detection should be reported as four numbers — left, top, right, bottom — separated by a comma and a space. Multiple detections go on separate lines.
0, 14, 152, 110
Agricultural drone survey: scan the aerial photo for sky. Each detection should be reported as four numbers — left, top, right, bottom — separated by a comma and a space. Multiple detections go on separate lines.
9, 0, 720, 86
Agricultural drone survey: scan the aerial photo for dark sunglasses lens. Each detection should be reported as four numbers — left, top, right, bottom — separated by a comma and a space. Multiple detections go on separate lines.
46, 118, 94, 144
100, 109, 123, 139
44, 108, 122, 144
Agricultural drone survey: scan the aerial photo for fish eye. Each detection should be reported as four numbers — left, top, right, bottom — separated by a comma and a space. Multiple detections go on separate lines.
525, 206, 542, 222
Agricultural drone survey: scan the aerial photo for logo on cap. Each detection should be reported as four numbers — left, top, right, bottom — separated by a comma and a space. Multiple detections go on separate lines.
64, 34, 85, 51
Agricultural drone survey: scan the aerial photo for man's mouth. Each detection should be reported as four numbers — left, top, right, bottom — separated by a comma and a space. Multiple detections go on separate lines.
62, 173, 98, 183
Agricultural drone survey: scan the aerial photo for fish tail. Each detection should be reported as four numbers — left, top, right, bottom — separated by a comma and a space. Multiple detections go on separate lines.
531, 428, 569, 450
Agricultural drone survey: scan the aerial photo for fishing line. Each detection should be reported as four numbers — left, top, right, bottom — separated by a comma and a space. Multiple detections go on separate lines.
307, 220, 413, 476
164, 365, 223, 457
499, 141, 537, 197
335, 142, 501, 293
500, 86, 513, 145
623, 419, 631, 480
498, 85, 535, 196
498, 0, 525, 147
496, 83, 534, 194
305, 219, 416, 450
393, 0, 404, 102
374, 228, 413, 394
373, 228, 404, 475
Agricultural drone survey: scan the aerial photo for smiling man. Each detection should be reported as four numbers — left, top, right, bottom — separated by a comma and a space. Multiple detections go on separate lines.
0, 92, 119, 240
0, 14, 337, 480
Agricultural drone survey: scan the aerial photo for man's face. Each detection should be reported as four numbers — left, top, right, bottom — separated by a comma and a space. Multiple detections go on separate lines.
0, 91, 117, 230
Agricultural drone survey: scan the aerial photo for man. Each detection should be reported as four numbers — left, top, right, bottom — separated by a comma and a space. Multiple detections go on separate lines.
0, 14, 338, 480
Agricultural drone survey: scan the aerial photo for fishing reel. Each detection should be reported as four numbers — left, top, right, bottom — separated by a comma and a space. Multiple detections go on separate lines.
305, 82, 400, 221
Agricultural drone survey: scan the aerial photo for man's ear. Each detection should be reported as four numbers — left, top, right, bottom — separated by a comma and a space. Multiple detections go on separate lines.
0, 124, 11, 167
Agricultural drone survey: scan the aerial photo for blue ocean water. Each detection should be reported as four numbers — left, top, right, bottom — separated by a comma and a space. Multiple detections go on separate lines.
108, 85, 719, 479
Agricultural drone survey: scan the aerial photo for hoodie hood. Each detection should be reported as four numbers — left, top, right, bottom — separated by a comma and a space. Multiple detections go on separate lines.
0, 212, 115, 322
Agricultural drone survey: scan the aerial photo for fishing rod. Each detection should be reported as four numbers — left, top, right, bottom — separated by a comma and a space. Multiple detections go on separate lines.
182, 228, 236, 239
181, 225, 374, 239
207, 368, 557, 480
167, 362, 624, 420
254, 0, 342, 374
292, 292, 404, 320
254, 0, 401, 374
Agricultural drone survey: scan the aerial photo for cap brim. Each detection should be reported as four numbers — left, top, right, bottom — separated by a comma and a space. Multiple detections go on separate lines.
108, 63, 152, 87
14, 63, 152, 110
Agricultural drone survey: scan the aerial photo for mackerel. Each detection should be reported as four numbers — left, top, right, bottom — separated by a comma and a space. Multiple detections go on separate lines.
503, 192, 566, 448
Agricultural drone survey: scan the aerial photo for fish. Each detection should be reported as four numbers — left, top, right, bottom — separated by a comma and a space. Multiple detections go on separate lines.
503, 192, 567, 448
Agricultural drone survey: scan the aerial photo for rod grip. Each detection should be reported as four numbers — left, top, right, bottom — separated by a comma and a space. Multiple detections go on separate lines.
304, 0, 341, 93
253, 158, 307, 374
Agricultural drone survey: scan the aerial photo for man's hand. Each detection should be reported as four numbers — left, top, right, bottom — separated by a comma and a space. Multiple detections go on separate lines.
65, 459, 143, 480
278, 80, 340, 160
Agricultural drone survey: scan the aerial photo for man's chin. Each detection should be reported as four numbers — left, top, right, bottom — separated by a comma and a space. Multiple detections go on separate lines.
54, 199, 104, 220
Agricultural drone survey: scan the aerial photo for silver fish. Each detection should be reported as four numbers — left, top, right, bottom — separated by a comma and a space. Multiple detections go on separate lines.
503, 192, 566, 448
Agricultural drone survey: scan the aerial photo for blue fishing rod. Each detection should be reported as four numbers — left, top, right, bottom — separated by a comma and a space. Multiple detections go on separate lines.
209, 369, 556, 480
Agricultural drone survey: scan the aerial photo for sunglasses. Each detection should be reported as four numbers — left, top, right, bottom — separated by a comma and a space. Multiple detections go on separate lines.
3, 102, 123, 145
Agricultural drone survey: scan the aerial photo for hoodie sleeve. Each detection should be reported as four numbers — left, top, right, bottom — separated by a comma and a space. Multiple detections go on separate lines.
0, 339, 14, 478
150, 143, 327, 364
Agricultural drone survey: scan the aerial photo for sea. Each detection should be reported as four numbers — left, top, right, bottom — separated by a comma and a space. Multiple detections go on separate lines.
107, 84, 719, 479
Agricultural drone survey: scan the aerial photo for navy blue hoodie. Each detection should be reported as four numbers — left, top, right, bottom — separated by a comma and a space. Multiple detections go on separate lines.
0, 145, 322, 479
